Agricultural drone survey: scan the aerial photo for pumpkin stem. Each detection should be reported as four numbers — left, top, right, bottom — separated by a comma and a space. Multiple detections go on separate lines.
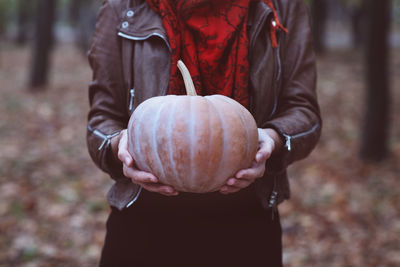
177, 60, 197, 96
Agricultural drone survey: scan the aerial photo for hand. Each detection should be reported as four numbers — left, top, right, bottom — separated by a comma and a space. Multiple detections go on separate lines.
219, 128, 282, 195
111, 130, 179, 196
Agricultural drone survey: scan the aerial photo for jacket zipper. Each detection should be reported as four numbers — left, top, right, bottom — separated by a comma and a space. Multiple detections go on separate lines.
128, 88, 135, 112
281, 123, 320, 152
118, 31, 171, 98
268, 175, 278, 220
88, 126, 121, 151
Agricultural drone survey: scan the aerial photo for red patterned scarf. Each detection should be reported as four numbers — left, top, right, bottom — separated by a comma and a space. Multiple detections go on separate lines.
146, 0, 286, 108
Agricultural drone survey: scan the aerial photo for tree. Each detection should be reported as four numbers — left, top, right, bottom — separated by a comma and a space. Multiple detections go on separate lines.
16, 0, 33, 45
0, 0, 7, 38
360, 0, 391, 161
68, 0, 98, 54
341, 0, 367, 48
29, 0, 56, 89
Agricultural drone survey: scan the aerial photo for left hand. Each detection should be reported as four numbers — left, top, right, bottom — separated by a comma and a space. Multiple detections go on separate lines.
219, 128, 282, 194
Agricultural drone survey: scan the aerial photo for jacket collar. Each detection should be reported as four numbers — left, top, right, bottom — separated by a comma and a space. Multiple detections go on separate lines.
118, 0, 274, 48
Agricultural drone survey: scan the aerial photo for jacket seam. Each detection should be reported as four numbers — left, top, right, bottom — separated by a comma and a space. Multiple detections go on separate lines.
289, 123, 320, 139
268, 38, 281, 120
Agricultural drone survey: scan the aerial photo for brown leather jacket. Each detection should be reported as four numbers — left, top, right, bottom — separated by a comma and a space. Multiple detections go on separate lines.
87, 0, 322, 210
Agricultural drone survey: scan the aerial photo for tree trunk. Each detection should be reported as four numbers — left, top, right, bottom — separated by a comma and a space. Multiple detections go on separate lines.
0, 7, 4, 38
349, 1, 368, 49
29, 0, 56, 89
16, 0, 31, 45
68, 0, 80, 26
360, 0, 391, 161
310, 0, 327, 54
69, 0, 98, 54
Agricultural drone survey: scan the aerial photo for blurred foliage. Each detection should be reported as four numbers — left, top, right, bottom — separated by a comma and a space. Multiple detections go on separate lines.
0, 0, 11, 35
0, 0, 100, 48
303, 0, 400, 22
394, 0, 400, 23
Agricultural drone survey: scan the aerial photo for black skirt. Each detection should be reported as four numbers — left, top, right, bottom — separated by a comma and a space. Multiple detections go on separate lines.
99, 184, 282, 267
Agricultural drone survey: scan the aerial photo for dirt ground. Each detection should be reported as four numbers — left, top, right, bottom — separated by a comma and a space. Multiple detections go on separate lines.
0, 43, 399, 266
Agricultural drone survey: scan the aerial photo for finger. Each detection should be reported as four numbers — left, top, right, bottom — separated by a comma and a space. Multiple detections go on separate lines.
256, 129, 275, 163
255, 141, 273, 163
140, 183, 178, 196
123, 165, 158, 183
220, 185, 242, 195
226, 177, 253, 188
236, 164, 265, 180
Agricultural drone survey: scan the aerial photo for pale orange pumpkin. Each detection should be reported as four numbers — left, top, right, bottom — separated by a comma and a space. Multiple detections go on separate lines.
127, 61, 258, 193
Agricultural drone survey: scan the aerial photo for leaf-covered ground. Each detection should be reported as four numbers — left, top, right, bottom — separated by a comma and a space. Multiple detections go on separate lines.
0, 43, 399, 266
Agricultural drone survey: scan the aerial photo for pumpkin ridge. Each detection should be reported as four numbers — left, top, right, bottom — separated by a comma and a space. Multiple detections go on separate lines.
202, 98, 221, 191
205, 96, 228, 190
171, 97, 191, 190
203, 98, 213, 191
152, 100, 167, 181
214, 95, 252, 166
141, 98, 163, 175
191, 97, 214, 192
188, 96, 195, 190
133, 100, 153, 172
166, 97, 180, 187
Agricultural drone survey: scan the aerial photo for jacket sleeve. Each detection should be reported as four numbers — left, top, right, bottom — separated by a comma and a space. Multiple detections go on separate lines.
265, 0, 322, 170
86, 0, 129, 182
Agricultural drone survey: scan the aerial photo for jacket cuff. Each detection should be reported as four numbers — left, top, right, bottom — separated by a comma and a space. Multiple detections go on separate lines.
263, 119, 322, 170
263, 122, 292, 173
87, 126, 129, 182
104, 142, 126, 181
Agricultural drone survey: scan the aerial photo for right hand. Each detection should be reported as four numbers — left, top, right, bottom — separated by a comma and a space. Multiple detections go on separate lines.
112, 129, 179, 196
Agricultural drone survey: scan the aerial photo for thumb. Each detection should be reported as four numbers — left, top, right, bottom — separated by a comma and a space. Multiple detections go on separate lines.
118, 130, 133, 166
256, 129, 274, 163
256, 145, 271, 163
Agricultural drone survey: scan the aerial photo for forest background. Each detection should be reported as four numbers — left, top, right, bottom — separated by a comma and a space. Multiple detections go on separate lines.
0, 0, 399, 266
